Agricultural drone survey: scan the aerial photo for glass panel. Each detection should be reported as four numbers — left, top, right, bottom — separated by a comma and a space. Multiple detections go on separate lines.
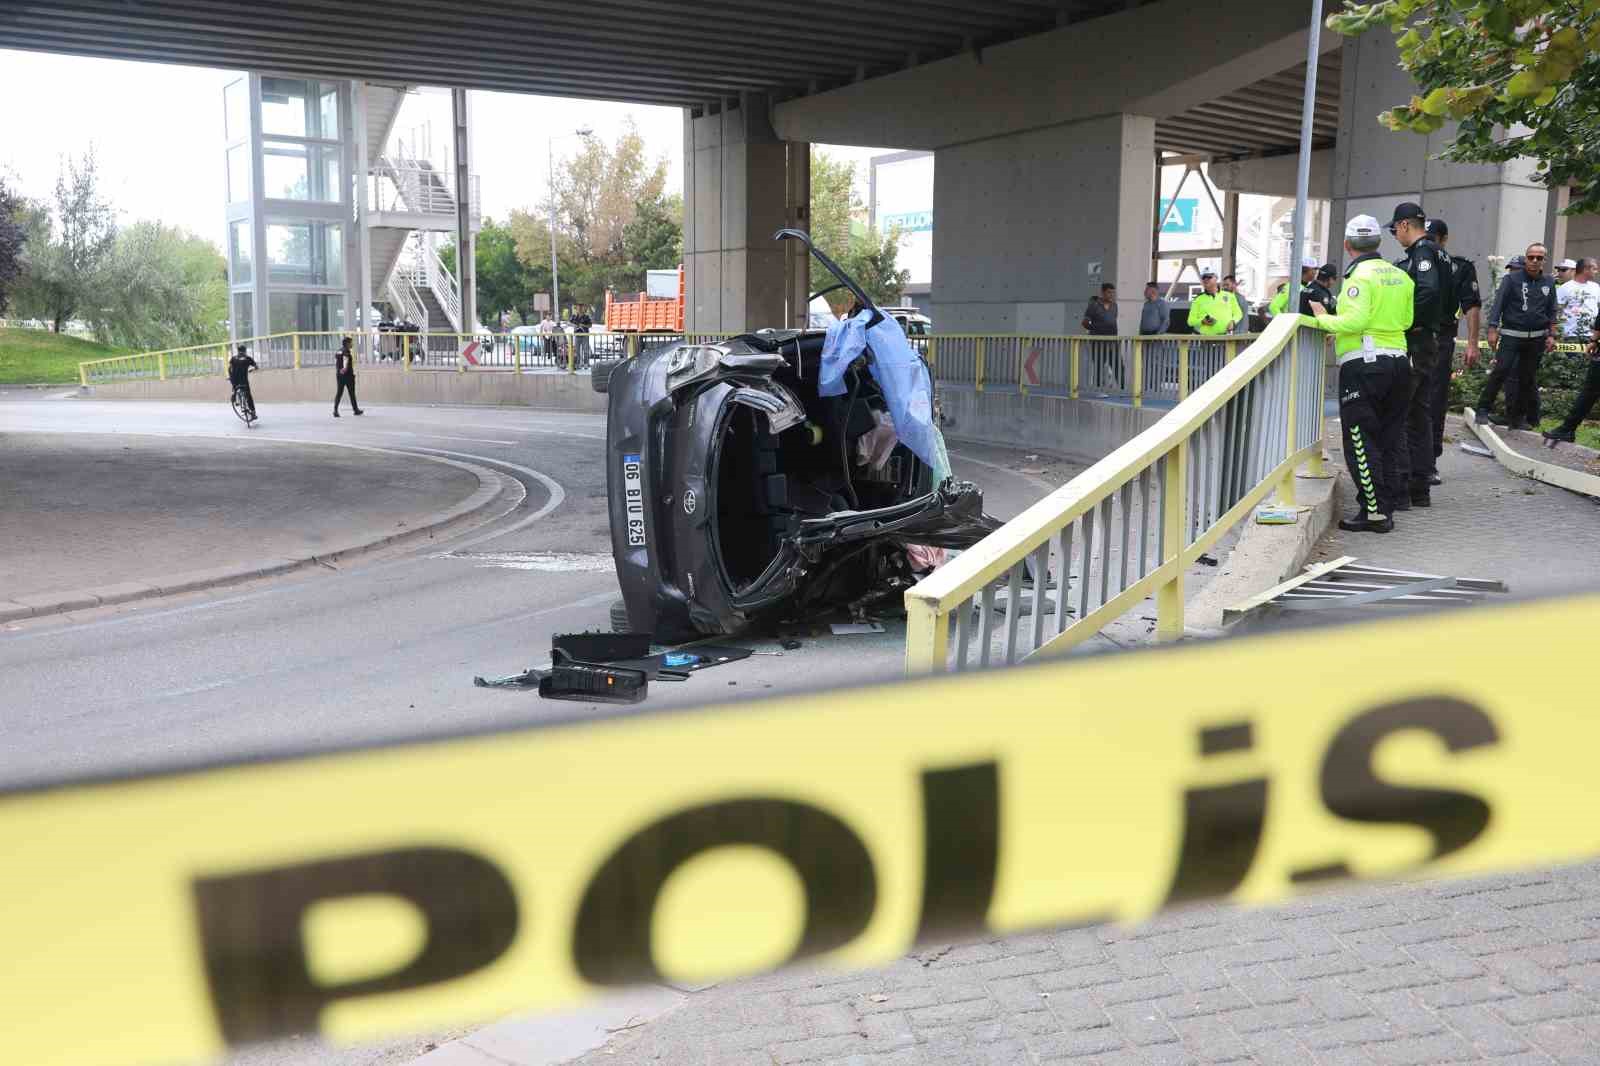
318, 84, 340, 141
269, 292, 343, 333
265, 222, 344, 286
226, 144, 250, 203
232, 291, 254, 339
260, 77, 338, 139
261, 141, 341, 201
224, 79, 248, 143
260, 77, 309, 138
229, 221, 253, 284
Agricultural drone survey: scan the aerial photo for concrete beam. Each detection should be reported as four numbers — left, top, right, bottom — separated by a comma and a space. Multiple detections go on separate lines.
1210, 150, 1334, 198
772, 0, 1334, 150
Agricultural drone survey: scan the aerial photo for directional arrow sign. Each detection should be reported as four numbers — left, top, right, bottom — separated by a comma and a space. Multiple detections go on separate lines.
1023, 345, 1042, 387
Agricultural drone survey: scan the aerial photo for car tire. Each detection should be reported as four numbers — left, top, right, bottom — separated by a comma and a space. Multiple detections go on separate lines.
591, 357, 621, 394
610, 598, 631, 634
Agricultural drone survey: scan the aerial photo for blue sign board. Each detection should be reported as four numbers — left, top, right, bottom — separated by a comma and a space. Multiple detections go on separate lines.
1159, 198, 1197, 234
881, 210, 933, 233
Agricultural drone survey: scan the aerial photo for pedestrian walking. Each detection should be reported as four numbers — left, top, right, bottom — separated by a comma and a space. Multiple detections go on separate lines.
1422, 219, 1483, 485
1139, 282, 1171, 336
1187, 270, 1237, 336
1388, 202, 1449, 508
333, 336, 362, 418
1307, 214, 1414, 534
1543, 318, 1600, 445
1476, 242, 1557, 430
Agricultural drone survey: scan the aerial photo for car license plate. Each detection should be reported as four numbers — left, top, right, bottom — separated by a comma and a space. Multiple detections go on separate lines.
623, 453, 647, 547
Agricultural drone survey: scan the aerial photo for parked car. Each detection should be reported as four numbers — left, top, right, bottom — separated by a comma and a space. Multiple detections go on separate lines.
882, 305, 933, 338
605, 229, 998, 642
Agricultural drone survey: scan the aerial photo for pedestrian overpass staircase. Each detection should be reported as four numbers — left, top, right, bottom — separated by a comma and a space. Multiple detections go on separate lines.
363, 86, 480, 334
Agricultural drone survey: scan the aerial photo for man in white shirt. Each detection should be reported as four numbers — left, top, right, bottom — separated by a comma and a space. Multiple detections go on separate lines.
1555, 257, 1600, 342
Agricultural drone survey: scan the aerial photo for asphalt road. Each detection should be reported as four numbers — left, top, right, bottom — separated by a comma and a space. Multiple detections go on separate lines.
0, 394, 1067, 791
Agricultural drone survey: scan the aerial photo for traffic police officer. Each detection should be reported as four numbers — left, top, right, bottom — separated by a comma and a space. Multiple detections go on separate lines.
1187, 269, 1238, 335
1423, 219, 1482, 481
1389, 202, 1449, 509
1307, 214, 1414, 534
1269, 257, 1320, 317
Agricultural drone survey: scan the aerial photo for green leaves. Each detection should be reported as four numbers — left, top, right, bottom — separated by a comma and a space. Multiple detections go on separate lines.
1335, 0, 1600, 212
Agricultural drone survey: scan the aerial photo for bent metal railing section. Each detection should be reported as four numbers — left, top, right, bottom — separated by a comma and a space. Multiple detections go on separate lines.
905, 315, 1329, 675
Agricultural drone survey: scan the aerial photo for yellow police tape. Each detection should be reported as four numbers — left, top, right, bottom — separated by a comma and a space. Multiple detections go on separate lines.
4, 594, 1596, 1066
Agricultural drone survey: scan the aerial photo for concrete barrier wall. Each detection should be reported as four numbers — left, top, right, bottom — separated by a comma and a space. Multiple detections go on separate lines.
86, 368, 609, 413
937, 386, 1164, 461
89, 370, 1173, 464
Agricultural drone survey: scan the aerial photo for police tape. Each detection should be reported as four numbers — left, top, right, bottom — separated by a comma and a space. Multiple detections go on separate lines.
5, 593, 1597, 1066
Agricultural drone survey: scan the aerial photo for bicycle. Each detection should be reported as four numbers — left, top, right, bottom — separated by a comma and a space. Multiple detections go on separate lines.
231, 381, 258, 426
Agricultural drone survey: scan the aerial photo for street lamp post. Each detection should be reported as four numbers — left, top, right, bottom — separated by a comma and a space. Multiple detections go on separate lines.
548, 126, 593, 322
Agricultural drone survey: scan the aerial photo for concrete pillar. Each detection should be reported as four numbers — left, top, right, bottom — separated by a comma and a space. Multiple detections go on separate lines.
682, 93, 789, 332
350, 81, 372, 334
931, 113, 1156, 333
1331, 34, 1547, 272
784, 140, 811, 330
452, 87, 476, 333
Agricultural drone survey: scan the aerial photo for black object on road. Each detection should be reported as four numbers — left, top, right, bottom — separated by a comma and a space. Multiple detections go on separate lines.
539, 661, 648, 704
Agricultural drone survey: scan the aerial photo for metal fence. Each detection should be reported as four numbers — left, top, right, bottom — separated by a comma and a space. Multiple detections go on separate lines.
79, 330, 738, 384
921, 333, 1258, 405
905, 318, 1329, 674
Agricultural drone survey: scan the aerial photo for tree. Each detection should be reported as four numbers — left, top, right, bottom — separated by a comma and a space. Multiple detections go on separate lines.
615, 193, 683, 293
808, 149, 911, 308
0, 176, 26, 316
13, 149, 118, 332
438, 218, 537, 328
91, 222, 227, 350
1328, 1, 1600, 211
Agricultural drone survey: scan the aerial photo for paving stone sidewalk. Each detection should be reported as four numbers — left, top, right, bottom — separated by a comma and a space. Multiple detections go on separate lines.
567, 420, 1600, 1066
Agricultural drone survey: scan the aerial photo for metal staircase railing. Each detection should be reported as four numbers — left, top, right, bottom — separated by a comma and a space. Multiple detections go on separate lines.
386, 266, 429, 332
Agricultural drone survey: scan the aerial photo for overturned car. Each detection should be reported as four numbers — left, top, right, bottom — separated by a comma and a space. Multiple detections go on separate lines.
606, 230, 998, 642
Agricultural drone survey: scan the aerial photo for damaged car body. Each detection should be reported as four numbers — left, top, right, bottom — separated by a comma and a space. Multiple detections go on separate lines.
607, 229, 998, 642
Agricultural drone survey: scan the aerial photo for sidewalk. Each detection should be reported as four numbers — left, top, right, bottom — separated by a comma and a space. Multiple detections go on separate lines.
517, 418, 1598, 1066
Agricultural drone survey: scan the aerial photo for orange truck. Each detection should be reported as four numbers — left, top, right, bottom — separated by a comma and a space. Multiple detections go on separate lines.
604, 265, 684, 333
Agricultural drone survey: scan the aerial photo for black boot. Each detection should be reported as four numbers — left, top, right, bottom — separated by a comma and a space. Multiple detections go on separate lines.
1339, 512, 1394, 534
333, 409, 340, 417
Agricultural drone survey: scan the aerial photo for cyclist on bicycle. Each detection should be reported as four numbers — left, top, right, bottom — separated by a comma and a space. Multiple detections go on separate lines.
228, 344, 259, 421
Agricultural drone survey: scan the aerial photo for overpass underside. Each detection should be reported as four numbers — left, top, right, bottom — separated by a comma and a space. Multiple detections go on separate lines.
3, 0, 1567, 333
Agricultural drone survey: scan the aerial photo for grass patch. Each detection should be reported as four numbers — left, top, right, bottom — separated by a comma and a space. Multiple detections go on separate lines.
0, 327, 130, 384
1537, 417, 1600, 450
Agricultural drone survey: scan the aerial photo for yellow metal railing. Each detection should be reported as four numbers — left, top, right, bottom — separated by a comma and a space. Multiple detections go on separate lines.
914, 333, 1256, 403
905, 316, 1329, 674
80, 329, 738, 384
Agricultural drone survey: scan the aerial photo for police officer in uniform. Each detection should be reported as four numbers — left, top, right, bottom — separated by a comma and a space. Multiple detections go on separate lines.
1308, 214, 1414, 534
1387, 202, 1448, 509
1307, 264, 1338, 315
1477, 243, 1558, 430
1423, 219, 1482, 482
1269, 258, 1320, 318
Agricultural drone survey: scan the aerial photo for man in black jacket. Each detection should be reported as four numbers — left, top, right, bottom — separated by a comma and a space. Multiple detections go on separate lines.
228, 344, 258, 421
1477, 243, 1557, 430
1423, 220, 1482, 482
333, 336, 363, 418
1388, 202, 1449, 509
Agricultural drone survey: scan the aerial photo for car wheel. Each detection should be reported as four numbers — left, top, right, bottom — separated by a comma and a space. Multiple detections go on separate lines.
591, 357, 621, 394
609, 598, 631, 634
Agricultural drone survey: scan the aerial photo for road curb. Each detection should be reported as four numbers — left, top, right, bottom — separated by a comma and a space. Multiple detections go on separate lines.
1182, 462, 1340, 637
1, 453, 514, 625
1463, 407, 1600, 499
